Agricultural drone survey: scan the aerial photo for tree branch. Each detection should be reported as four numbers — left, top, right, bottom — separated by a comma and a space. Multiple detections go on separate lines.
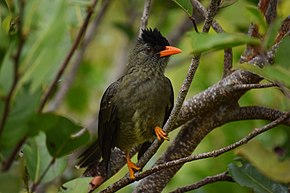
169, 171, 233, 193
2, 0, 102, 173
38, 0, 99, 112
100, 111, 290, 193
0, 0, 25, 138
227, 106, 290, 125
191, 0, 233, 77
82, 0, 290, 191
134, 1, 222, 192
138, 0, 152, 36
47, 0, 111, 111
232, 82, 277, 91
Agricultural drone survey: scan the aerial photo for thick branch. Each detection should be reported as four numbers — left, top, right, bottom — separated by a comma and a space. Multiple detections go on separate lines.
175, 70, 261, 128
134, 1, 222, 192
100, 111, 290, 193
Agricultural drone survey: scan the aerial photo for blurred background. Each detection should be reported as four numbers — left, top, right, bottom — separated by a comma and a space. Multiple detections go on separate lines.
1, 0, 290, 192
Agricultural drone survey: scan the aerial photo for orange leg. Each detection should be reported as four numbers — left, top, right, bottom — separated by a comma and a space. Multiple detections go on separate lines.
154, 126, 169, 141
126, 153, 140, 179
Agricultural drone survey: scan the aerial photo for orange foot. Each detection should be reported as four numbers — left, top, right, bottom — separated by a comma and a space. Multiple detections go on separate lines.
154, 126, 169, 141
126, 153, 140, 179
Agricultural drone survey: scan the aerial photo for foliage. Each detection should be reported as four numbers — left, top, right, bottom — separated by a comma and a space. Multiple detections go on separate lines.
0, 0, 290, 193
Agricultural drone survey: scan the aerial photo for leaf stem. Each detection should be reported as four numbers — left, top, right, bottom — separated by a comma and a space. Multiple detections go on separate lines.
0, 0, 25, 139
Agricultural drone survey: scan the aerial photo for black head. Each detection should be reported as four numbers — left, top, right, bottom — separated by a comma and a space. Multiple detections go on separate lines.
139, 28, 170, 52
127, 28, 181, 73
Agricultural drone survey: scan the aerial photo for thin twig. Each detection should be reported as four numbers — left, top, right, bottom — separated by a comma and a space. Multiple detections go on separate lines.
223, 48, 233, 77
232, 83, 278, 91
138, 0, 152, 36
2, 136, 26, 171
169, 171, 233, 193
28, 0, 102, 190
38, 0, 99, 112
100, 111, 290, 193
132, 1, 222, 191
191, 0, 233, 77
0, 0, 25, 138
47, 0, 111, 111
100, 1, 222, 192
30, 158, 56, 192
191, 0, 207, 18
2, 0, 100, 174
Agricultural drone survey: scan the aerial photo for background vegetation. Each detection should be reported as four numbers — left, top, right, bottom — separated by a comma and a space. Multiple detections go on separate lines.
0, 0, 290, 192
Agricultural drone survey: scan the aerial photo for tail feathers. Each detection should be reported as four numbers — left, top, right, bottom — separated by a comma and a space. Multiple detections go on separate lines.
77, 140, 102, 168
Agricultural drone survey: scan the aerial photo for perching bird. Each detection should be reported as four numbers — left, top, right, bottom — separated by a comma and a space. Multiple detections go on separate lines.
78, 28, 182, 182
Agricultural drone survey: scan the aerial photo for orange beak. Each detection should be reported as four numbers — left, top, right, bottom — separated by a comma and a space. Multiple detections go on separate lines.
159, 46, 182, 57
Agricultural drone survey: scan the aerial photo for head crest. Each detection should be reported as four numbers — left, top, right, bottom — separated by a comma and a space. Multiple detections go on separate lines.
140, 28, 169, 47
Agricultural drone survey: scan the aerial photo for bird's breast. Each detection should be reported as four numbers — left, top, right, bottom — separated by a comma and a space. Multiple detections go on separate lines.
114, 75, 171, 151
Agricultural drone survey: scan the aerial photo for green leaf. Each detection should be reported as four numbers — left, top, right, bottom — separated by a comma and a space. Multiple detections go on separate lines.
0, 44, 14, 95
0, 172, 21, 193
235, 141, 290, 183
263, 19, 283, 50
1, 15, 12, 33
275, 36, 290, 69
23, 132, 67, 183
0, 87, 41, 154
246, 5, 267, 33
172, 0, 193, 16
239, 63, 290, 88
59, 177, 93, 193
18, 0, 71, 93
228, 160, 288, 193
43, 114, 89, 158
190, 32, 260, 53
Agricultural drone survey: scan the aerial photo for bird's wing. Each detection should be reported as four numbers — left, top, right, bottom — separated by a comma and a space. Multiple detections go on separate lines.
138, 77, 174, 160
77, 80, 120, 171
163, 77, 174, 126
98, 80, 120, 170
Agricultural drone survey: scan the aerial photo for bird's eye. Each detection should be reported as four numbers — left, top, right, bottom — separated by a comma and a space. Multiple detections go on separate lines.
146, 47, 152, 52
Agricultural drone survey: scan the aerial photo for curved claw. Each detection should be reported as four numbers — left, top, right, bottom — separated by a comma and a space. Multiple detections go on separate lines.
126, 153, 140, 179
154, 126, 169, 141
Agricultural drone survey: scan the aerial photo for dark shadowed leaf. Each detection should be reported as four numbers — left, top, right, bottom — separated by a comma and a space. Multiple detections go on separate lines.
43, 114, 90, 158
228, 159, 288, 193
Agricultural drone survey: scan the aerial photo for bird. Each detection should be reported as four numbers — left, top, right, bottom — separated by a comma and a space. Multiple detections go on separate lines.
77, 28, 182, 183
